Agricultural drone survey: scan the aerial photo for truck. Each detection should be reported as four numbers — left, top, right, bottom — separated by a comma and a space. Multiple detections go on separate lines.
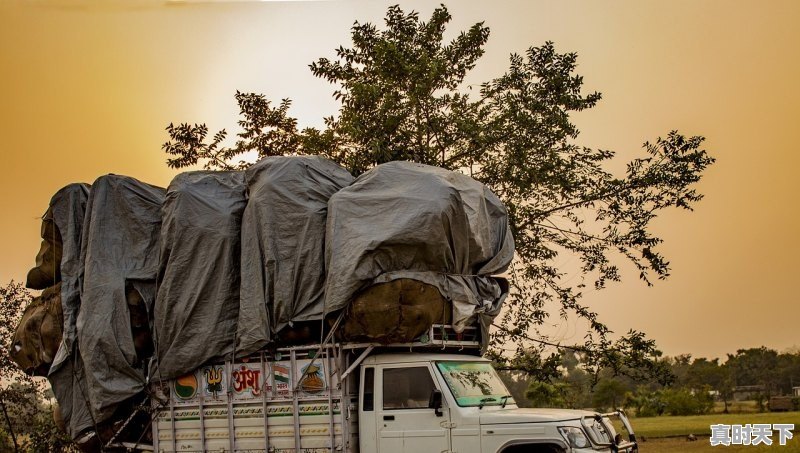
133, 325, 638, 453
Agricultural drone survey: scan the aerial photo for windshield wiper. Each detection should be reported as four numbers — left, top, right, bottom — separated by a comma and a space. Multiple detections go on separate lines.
500, 395, 512, 408
478, 397, 496, 409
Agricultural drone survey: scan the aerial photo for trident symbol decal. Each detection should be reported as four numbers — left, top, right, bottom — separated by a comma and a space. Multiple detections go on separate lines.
205, 367, 223, 394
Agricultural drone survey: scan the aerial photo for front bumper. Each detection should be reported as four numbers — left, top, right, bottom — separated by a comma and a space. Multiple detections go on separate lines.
597, 410, 638, 453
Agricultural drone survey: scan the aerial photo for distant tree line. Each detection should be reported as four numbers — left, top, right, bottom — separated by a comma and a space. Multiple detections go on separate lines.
496, 346, 800, 416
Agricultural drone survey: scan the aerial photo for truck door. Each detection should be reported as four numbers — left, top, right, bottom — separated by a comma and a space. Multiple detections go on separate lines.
377, 364, 451, 453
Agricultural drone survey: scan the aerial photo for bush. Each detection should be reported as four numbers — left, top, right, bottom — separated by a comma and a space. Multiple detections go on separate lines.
628, 386, 714, 417
662, 386, 714, 416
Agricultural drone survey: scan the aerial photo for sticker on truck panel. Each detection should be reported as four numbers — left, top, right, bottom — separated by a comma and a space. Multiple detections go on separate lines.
202, 365, 226, 400
273, 363, 291, 396
296, 360, 326, 394
174, 373, 198, 400
232, 363, 263, 399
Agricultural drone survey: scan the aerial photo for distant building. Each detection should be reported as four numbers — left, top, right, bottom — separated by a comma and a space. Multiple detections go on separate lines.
733, 385, 765, 401
793, 386, 800, 397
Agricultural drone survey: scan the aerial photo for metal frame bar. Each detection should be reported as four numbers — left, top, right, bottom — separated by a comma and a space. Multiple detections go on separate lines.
326, 351, 335, 451
169, 384, 177, 453
341, 349, 352, 452
340, 345, 374, 380
199, 371, 206, 452
226, 360, 235, 453
291, 349, 302, 451
261, 351, 270, 451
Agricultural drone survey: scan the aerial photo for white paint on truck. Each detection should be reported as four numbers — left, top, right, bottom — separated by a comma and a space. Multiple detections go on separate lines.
150, 328, 637, 453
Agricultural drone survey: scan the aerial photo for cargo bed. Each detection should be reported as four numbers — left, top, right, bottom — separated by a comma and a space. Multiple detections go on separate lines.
148, 324, 479, 452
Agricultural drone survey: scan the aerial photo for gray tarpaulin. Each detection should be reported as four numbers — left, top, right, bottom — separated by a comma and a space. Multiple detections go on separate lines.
324, 161, 514, 343
76, 175, 165, 424
47, 184, 90, 362
151, 171, 246, 381
42, 183, 95, 439
236, 156, 353, 356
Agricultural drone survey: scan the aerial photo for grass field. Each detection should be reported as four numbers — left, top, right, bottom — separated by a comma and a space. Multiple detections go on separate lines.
642, 437, 800, 452
628, 411, 800, 452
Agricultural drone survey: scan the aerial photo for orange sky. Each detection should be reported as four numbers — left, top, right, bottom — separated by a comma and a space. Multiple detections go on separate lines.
1, 0, 798, 359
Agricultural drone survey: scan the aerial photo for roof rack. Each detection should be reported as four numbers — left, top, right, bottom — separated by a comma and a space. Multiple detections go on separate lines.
341, 324, 481, 350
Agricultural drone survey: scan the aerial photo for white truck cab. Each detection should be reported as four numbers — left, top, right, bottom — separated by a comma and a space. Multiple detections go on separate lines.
146, 326, 637, 453
359, 353, 637, 453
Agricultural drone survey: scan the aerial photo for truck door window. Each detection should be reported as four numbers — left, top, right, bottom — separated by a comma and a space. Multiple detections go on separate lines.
383, 367, 436, 410
363, 367, 374, 411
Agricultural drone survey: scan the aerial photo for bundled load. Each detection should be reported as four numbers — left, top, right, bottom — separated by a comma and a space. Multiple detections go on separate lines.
10, 158, 515, 449
26, 208, 62, 290
76, 175, 165, 426
9, 283, 63, 377
15, 183, 94, 440
237, 156, 354, 355
152, 171, 247, 381
325, 161, 515, 346
18, 183, 89, 370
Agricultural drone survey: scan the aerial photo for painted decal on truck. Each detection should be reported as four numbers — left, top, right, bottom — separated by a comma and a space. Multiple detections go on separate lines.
274, 363, 291, 395
202, 365, 225, 399
174, 373, 198, 400
232, 363, 262, 399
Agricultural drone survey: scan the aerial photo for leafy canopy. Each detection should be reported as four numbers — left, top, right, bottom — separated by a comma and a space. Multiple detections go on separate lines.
163, 4, 714, 381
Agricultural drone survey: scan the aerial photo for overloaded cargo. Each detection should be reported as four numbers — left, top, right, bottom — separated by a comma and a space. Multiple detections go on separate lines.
152, 171, 247, 381
9, 283, 62, 377
10, 157, 516, 451
237, 156, 355, 355
326, 161, 515, 344
77, 175, 165, 427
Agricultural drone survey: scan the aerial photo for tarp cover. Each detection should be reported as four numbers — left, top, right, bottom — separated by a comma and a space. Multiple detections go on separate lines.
152, 171, 246, 381
325, 161, 515, 342
76, 175, 165, 424
236, 156, 353, 356
35, 183, 94, 439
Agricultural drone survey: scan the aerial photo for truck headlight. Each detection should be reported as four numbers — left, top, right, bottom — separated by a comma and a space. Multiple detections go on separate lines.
559, 426, 590, 449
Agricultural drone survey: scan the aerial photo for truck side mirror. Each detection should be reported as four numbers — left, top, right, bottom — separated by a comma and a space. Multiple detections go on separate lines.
428, 389, 443, 417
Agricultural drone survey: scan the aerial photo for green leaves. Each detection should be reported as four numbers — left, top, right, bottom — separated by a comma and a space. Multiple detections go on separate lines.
162, 4, 714, 378
308, 4, 490, 174
0, 283, 72, 452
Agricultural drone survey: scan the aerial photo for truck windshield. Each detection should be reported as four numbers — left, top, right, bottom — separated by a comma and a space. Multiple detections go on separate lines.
436, 361, 515, 407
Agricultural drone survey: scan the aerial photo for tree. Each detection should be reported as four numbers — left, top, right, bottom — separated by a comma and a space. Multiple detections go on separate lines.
727, 347, 780, 396
776, 351, 800, 395
526, 382, 569, 408
683, 357, 734, 413
1, 282, 34, 452
591, 377, 629, 411
163, 4, 714, 376
0, 282, 75, 453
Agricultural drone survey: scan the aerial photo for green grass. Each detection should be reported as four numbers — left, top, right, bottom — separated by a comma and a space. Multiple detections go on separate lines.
642, 437, 800, 453
630, 411, 800, 439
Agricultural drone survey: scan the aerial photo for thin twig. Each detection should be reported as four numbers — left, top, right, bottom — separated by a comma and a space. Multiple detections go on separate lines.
0, 393, 19, 453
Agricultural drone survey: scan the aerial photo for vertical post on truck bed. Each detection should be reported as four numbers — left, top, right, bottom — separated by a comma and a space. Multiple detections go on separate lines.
169, 384, 177, 453
291, 349, 302, 451
152, 395, 159, 453
226, 360, 236, 453
326, 349, 335, 451
199, 375, 206, 452
340, 347, 351, 452
261, 351, 270, 451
